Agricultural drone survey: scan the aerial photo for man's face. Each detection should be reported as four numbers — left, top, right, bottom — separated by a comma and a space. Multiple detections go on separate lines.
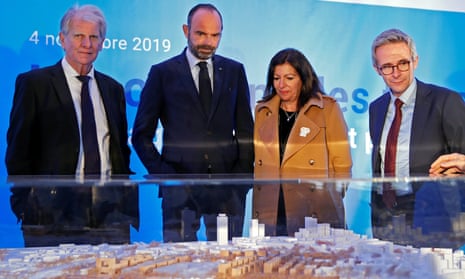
373, 42, 418, 97
59, 17, 103, 75
183, 9, 222, 60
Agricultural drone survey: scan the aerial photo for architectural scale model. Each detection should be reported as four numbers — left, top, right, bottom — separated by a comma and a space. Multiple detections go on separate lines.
372, 212, 465, 249
1, 217, 465, 278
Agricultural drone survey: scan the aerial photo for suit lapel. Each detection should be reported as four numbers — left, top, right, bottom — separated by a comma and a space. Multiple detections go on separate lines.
411, 81, 431, 134
94, 72, 116, 137
211, 56, 224, 120
50, 63, 79, 131
410, 80, 431, 163
372, 94, 390, 148
51, 63, 74, 107
176, 53, 208, 119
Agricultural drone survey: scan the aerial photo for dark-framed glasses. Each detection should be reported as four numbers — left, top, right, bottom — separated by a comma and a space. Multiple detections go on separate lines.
378, 60, 411, 75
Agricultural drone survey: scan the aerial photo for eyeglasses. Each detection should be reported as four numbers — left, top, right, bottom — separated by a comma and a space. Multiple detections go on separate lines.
378, 60, 411, 75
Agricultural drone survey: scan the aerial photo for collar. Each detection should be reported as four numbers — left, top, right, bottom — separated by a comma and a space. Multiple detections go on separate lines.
185, 47, 213, 70
390, 78, 417, 105
61, 58, 95, 79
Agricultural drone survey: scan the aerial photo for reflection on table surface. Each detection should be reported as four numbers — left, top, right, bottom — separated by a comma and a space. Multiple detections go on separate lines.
1, 175, 465, 251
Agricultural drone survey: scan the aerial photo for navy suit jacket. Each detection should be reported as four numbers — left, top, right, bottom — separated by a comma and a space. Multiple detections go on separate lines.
132, 49, 254, 175
6, 61, 131, 175
369, 79, 465, 176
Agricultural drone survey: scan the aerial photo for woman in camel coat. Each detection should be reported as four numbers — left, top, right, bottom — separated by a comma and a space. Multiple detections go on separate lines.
253, 48, 352, 236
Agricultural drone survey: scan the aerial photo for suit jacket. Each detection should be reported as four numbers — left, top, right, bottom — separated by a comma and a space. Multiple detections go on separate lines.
6, 62, 139, 237
132, 49, 254, 175
369, 79, 465, 176
253, 93, 352, 235
5, 61, 131, 175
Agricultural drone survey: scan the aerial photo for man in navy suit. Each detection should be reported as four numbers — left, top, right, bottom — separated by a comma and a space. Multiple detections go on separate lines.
5, 5, 138, 246
132, 3, 253, 242
368, 28, 465, 238
6, 4, 131, 176
369, 28, 465, 177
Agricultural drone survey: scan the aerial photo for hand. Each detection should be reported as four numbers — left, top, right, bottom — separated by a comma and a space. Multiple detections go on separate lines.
429, 153, 465, 175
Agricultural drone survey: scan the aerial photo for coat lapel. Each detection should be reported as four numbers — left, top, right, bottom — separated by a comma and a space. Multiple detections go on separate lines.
282, 115, 320, 164
258, 110, 279, 159
282, 100, 321, 165
256, 96, 280, 165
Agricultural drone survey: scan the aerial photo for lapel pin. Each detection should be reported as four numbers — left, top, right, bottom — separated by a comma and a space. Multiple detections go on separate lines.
300, 127, 310, 137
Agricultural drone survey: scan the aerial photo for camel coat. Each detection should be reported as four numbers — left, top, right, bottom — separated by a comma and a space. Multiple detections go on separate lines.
253, 93, 352, 236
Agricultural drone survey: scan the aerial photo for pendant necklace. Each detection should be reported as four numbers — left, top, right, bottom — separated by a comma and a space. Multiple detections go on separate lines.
283, 110, 297, 122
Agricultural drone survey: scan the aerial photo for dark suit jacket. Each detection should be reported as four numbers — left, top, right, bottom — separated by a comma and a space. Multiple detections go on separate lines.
5, 62, 139, 239
132, 49, 254, 175
5, 61, 131, 175
369, 79, 465, 175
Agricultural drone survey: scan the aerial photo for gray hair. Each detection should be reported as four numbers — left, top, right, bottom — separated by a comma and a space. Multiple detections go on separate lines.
371, 28, 417, 66
60, 4, 107, 39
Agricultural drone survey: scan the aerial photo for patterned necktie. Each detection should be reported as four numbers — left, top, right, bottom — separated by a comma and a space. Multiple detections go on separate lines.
383, 98, 403, 208
198, 61, 212, 113
77, 75, 101, 175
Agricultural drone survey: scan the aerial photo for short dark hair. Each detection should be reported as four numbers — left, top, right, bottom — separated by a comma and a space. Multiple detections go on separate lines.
187, 3, 223, 30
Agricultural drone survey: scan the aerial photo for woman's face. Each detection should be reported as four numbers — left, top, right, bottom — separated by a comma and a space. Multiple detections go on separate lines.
273, 62, 302, 109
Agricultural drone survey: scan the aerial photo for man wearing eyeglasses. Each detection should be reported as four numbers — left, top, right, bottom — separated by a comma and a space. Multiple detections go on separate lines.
369, 28, 465, 177
368, 29, 465, 245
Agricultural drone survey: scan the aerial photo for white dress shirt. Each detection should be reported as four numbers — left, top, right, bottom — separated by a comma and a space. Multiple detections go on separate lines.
185, 48, 213, 93
61, 58, 111, 176
379, 80, 417, 194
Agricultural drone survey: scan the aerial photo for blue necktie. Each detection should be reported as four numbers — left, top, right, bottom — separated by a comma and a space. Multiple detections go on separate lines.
77, 75, 101, 175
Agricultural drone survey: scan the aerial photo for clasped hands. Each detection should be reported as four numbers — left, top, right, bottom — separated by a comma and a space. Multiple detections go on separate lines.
429, 153, 465, 175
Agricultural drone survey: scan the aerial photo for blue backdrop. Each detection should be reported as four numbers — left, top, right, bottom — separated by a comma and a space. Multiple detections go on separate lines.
1, 0, 464, 247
